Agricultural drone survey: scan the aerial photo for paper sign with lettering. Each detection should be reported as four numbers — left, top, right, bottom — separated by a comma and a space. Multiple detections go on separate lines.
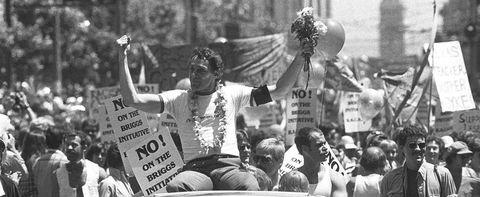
104, 96, 153, 175
97, 105, 115, 143
88, 84, 159, 123
342, 92, 372, 133
453, 110, 480, 132
158, 113, 178, 133
279, 145, 304, 176
434, 103, 453, 136
279, 142, 347, 179
88, 86, 120, 123
259, 104, 278, 129
286, 88, 317, 146
126, 128, 183, 195
430, 41, 475, 112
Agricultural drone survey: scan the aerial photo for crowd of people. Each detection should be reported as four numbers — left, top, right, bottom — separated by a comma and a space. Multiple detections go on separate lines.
0, 35, 478, 197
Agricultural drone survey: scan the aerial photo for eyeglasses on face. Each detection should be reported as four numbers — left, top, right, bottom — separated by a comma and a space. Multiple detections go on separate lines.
253, 154, 273, 163
408, 142, 426, 150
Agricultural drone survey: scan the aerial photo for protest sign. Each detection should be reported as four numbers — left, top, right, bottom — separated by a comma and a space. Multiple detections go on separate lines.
158, 113, 178, 133
279, 145, 304, 176
430, 41, 475, 112
126, 129, 183, 195
286, 88, 317, 146
97, 105, 115, 143
434, 103, 453, 136
259, 103, 278, 129
279, 142, 346, 179
452, 110, 480, 132
104, 96, 154, 175
416, 98, 431, 127
342, 92, 372, 133
88, 86, 120, 123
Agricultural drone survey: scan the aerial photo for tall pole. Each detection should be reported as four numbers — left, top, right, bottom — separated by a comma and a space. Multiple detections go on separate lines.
55, 9, 62, 94
470, 0, 478, 95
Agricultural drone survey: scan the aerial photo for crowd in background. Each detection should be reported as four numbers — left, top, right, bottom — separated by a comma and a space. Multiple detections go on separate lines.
0, 81, 480, 197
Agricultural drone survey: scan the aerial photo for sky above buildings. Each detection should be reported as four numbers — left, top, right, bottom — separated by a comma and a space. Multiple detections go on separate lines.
331, 0, 449, 58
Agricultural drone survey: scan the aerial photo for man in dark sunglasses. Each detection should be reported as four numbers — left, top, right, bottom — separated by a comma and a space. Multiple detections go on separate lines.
381, 125, 456, 197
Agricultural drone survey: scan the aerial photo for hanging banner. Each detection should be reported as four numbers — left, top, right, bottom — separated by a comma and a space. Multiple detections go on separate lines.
342, 92, 372, 133
286, 88, 318, 146
125, 129, 183, 195
430, 41, 475, 112
104, 96, 154, 175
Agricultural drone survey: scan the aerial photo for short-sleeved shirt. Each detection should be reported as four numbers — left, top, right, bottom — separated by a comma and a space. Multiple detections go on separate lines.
160, 85, 253, 162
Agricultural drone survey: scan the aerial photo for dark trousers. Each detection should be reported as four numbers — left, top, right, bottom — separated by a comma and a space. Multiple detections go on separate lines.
166, 154, 259, 192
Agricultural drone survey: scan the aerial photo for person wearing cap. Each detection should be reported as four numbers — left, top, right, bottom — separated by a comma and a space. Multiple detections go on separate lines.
445, 141, 474, 192
380, 125, 456, 197
340, 135, 358, 177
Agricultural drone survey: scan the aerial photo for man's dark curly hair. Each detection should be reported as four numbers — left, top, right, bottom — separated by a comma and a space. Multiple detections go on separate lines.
394, 125, 427, 146
190, 47, 224, 80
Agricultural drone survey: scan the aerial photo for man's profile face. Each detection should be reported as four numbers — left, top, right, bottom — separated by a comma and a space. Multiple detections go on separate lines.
402, 136, 426, 168
189, 58, 217, 92
304, 132, 328, 163
65, 136, 83, 162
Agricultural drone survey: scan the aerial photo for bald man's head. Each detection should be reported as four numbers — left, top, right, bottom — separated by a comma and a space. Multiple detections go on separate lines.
360, 146, 387, 172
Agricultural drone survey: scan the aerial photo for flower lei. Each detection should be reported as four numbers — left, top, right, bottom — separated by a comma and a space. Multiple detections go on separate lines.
189, 83, 228, 153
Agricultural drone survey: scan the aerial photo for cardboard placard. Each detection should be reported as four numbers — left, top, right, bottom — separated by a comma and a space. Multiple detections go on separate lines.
104, 96, 154, 175
278, 145, 304, 176
430, 41, 475, 112
125, 129, 183, 195
158, 113, 178, 133
279, 142, 346, 179
433, 103, 453, 136
452, 110, 480, 132
97, 105, 115, 143
285, 88, 317, 146
342, 92, 372, 133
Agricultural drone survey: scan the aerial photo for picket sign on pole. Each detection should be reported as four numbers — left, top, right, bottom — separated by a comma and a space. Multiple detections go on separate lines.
97, 105, 115, 143
285, 88, 318, 146
342, 92, 372, 133
125, 127, 183, 195
430, 41, 475, 112
93, 84, 160, 143
104, 96, 155, 176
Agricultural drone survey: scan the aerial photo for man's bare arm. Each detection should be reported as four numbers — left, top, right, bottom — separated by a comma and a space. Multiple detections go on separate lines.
116, 35, 164, 114
268, 51, 304, 100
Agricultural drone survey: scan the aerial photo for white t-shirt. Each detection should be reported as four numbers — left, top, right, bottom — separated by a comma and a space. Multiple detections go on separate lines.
160, 85, 253, 163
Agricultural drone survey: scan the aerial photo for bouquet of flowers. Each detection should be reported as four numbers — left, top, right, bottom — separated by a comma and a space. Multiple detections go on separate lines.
291, 7, 327, 88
